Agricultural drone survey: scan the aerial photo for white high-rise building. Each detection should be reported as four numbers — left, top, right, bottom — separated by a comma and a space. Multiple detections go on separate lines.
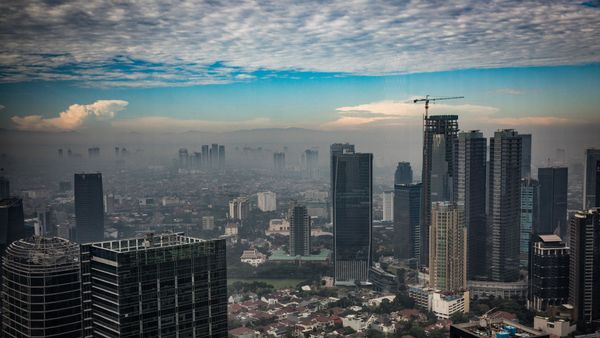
229, 197, 249, 220
382, 191, 394, 222
257, 191, 277, 212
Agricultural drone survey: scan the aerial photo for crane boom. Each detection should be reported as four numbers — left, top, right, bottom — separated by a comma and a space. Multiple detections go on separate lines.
413, 95, 464, 118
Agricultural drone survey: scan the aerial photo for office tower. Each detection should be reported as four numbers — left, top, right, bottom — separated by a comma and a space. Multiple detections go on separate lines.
330, 143, 355, 222
273, 152, 285, 172
520, 178, 539, 268
218, 145, 225, 169
74, 173, 104, 243
257, 191, 277, 212
36, 208, 54, 236
0, 176, 8, 199
1, 237, 82, 337
0, 198, 26, 253
58, 148, 63, 157
81, 234, 227, 337
289, 202, 310, 256
528, 234, 569, 312
229, 197, 249, 221
210, 143, 219, 168
201, 144, 209, 168
538, 167, 568, 237
520, 134, 532, 178
382, 191, 394, 222
488, 129, 522, 282
393, 183, 422, 261
178, 148, 189, 168
87, 147, 100, 157
191, 152, 202, 168
569, 209, 600, 326
457, 130, 487, 279
332, 148, 373, 285
429, 202, 467, 291
583, 149, 600, 209
304, 149, 319, 179
421, 115, 459, 266
395, 162, 413, 185
202, 216, 215, 230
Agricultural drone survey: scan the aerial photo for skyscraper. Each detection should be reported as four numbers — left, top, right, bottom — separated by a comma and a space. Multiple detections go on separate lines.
393, 183, 421, 261
0, 176, 8, 199
273, 152, 285, 172
257, 191, 277, 212
332, 146, 372, 285
2, 236, 82, 337
178, 148, 189, 168
74, 173, 104, 243
330, 143, 355, 221
538, 167, 568, 237
218, 145, 225, 169
520, 178, 539, 268
583, 149, 600, 209
289, 202, 310, 256
202, 144, 209, 168
457, 130, 487, 280
488, 129, 522, 282
210, 143, 219, 169
429, 202, 467, 291
528, 234, 569, 312
0, 198, 26, 253
81, 234, 227, 337
569, 208, 600, 327
304, 149, 319, 179
520, 134, 532, 178
421, 115, 459, 266
382, 190, 394, 222
395, 162, 413, 185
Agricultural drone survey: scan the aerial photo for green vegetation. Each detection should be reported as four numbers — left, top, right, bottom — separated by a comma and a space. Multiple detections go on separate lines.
228, 278, 304, 290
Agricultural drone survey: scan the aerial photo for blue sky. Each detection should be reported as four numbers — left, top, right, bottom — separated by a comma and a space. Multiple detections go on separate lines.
0, 0, 599, 132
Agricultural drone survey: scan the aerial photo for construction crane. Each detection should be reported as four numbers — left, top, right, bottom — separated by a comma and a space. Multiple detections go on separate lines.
413, 95, 464, 118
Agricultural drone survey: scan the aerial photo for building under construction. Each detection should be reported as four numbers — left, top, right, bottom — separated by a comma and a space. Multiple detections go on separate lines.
1, 236, 82, 337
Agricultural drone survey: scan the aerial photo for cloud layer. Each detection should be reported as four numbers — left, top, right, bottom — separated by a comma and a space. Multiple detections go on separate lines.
0, 1, 599, 87
11, 100, 128, 131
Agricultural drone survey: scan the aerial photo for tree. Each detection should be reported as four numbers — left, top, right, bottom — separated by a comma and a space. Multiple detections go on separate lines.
450, 311, 469, 324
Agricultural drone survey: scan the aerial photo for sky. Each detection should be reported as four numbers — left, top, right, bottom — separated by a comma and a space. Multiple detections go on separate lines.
0, 0, 599, 137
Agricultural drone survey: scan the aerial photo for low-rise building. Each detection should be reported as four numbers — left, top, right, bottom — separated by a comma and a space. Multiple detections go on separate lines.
241, 249, 267, 267
533, 316, 576, 338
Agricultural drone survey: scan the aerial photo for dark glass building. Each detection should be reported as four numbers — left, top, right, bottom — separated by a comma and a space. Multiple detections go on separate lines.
332, 147, 372, 285
457, 130, 487, 280
520, 134, 532, 178
0, 198, 26, 253
81, 233, 227, 337
330, 143, 355, 221
569, 209, 600, 327
218, 145, 225, 169
488, 129, 522, 282
74, 173, 104, 243
393, 183, 421, 261
1, 236, 82, 337
421, 115, 459, 266
528, 234, 569, 312
394, 162, 413, 185
538, 167, 568, 237
583, 149, 600, 209
0, 176, 8, 199
210, 143, 219, 169
289, 202, 310, 256
520, 178, 539, 268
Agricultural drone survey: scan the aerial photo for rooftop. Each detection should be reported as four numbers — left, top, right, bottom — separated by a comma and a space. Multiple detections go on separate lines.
452, 319, 547, 338
90, 233, 206, 252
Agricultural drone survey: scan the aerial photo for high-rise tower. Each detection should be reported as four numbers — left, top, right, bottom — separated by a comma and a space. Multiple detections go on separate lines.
2, 236, 82, 337
583, 149, 600, 209
488, 129, 522, 282
74, 173, 104, 243
393, 183, 422, 261
429, 202, 467, 291
289, 202, 310, 256
457, 130, 487, 280
332, 146, 372, 285
538, 167, 568, 237
528, 234, 569, 312
569, 208, 600, 327
421, 115, 459, 266
394, 162, 413, 185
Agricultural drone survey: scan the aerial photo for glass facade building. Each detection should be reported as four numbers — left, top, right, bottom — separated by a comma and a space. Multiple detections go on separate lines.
520, 178, 539, 268
421, 115, 459, 267
528, 234, 569, 312
393, 183, 421, 261
538, 167, 568, 237
394, 161, 413, 185
81, 233, 227, 337
332, 146, 372, 286
1, 237, 82, 337
74, 173, 104, 243
289, 203, 310, 256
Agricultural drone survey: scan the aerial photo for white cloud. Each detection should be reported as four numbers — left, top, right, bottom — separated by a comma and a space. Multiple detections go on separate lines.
0, 1, 599, 87
11, 100, 128, 131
